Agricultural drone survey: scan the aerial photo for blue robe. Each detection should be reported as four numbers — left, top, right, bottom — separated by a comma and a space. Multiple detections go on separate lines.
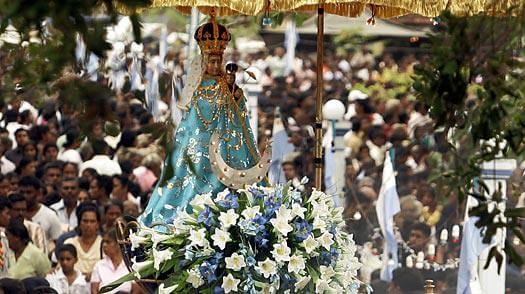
140, 77, 259, 226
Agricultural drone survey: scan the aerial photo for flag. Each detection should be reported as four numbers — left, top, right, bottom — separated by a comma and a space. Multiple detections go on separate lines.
284, 18, 298, 76
269, 109, 294, 185
159, 26, 168, 70
376, 149, 401, 281
323, 121, 338, 202
457, 216, 490, 294
145, 57, 161, 119
129, 42, 144, 91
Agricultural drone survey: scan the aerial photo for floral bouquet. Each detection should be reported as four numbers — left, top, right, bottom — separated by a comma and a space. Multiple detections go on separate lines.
102, 180, 362, 293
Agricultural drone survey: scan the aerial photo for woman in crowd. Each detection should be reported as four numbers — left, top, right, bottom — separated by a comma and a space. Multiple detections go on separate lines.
46, 244, 90, 294
16, 157, 38, 177
102, 200, 123, 233
21, 141, 38, 161
6, 219, 51, 279
64, 203, 103, 280
62, 162, 79, 179
91, 229, 140, 294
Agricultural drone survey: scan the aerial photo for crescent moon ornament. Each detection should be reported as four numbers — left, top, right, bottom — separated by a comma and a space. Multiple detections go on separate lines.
209, 131, 271, 189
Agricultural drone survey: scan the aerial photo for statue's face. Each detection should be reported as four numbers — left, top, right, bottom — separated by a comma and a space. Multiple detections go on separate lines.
205, 54, 223, 76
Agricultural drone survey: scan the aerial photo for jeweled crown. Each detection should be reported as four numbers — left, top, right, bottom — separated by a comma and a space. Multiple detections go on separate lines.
194, 12, 231, 55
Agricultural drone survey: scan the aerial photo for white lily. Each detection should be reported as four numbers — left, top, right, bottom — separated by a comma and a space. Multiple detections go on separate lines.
153, 248, 174, 270
271, 240, 291, 263
222, 273, 240, 293
312, 216, 326, 232
225, 253, 246, 271
158, 283, 178, 293
291, 203, 306, 219
320, 265, 335, 280
186, 268, 204, 288
270, 216, 294, 236
288, 254, 306, 273
189, 192, 215, 209
315, 277, 333, 293
215, 188, 230, 202
151, 231, 171, 248
317, 232, 334, 250
129, 231, 148, 251
189, 228, 208, 247
211, 228, 231, 250
302, 235, 319, 254
275, 205, 293, 221
308, 189, 325, 203
258, 258, 277, 278
241, 205, 261, 220
131, 257, 153, 279
295, 276, 311, 291
219, 209, 239, 229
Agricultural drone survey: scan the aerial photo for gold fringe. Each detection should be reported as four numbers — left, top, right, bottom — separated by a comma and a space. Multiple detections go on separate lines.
115, 0, 525, 20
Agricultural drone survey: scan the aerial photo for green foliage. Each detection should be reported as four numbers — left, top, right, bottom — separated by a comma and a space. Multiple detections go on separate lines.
0, 0, 152, 129
413, 11, 525, 269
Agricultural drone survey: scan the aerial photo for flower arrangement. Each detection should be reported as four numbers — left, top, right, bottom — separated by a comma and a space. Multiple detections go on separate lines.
102, 180, 362, 293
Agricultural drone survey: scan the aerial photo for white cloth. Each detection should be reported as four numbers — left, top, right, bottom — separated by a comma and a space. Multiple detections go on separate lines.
81, 155, 122, 176
376, 150, 401, 281
0, 156, 15, 174
5, 122, 28, 149
57, 149, 83, 166
46, 269, 90, 294
266, 55, 286, 78
457, 216, 491, 294
51, 200, 79, 228
32, 205, 63, 241
0, 229, 10, 278
91, 255, 132, 294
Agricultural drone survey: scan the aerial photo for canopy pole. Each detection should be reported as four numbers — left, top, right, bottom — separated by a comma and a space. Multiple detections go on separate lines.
314, 4, 324, 190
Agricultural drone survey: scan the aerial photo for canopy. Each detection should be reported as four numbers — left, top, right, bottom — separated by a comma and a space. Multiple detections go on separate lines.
265, 11, 429, 37
125, 0, 524, 17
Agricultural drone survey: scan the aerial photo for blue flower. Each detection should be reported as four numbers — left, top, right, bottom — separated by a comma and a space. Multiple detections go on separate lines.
320, 246, 340, 267
213, 252, 223, 263
213, 286, 225, 294
246, 256, 256, 267
197, 206, 215, 227
217, 193, 239, 209
329, 224, 337, 236
291, 191, 302, 203
263, 195, 281, 217
199, 260, 218, 283
248, 186, 264, 201
281, 274, 296, 290
294, 219, 313, 241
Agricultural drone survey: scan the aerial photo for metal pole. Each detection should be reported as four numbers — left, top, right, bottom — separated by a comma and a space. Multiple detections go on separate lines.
314, 4, 324, 190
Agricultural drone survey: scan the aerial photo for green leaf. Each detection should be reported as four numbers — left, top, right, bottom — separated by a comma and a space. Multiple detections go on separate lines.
100, 272, 136, 293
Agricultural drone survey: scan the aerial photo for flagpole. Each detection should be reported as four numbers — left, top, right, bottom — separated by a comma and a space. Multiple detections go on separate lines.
314, 3, 325, 190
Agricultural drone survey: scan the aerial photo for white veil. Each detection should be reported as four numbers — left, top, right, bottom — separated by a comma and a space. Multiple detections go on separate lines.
177, 55, 203, 111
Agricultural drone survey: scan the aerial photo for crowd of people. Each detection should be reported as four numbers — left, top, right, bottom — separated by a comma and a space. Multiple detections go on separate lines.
0, 79, 162, 291
241, 46, 525, 293
0, 34, 524, 293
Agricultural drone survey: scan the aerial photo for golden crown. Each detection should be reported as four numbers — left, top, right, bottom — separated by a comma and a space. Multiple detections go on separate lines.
194, 12, 231, 55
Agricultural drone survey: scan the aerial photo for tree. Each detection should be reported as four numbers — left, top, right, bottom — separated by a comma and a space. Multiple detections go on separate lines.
413, 10, 525, 269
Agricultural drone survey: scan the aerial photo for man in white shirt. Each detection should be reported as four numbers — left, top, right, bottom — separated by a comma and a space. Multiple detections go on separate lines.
0, 136, 15, 175
8, 193, 48, 254
18, 176, 63, 246
80, 139, 122, 176
51, 178, 80, 230
0, 197, 11, 277
47, 244, 90, 294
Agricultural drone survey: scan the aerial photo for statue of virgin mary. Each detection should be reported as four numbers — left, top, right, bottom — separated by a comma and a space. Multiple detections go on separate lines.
140, 15, 268, 227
